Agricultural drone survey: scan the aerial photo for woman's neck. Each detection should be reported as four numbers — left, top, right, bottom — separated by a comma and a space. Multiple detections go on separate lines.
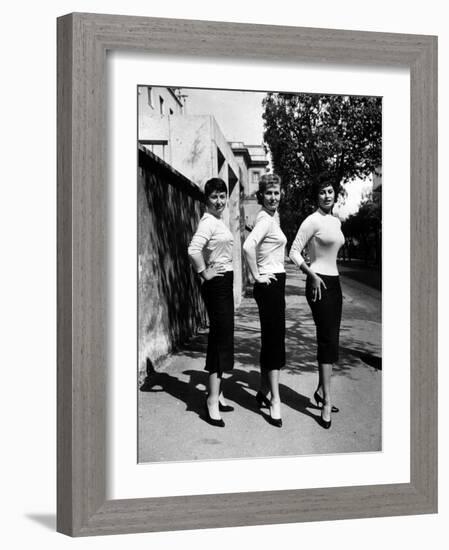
262, 206, 276, 217
318, 206, 332, 216
206, 208, 223, 220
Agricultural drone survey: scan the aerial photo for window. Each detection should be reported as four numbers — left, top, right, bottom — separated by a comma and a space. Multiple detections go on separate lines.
159, 96, 165, 115
216, 147, 225, 173
228, 166, 238, 195
141, 140, 168, 162
252, 171, 260, 184
152, 143, 166, 160
169, 108, 174, 115
147, 87, 154, 108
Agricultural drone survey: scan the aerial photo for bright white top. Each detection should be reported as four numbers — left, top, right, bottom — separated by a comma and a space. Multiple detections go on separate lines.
188, 212, 234, 273
243, 209, 287, 274
289, 209, 345, 276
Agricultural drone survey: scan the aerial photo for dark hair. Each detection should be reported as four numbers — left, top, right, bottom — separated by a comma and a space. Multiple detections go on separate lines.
312, 178, 340, 202
256, 173, 282, 205
203, 177, 228, 199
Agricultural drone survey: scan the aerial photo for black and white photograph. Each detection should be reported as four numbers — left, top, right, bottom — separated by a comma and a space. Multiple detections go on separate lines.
137, 85, 382, 463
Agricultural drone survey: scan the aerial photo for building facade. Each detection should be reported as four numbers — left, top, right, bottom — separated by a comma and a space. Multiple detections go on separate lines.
229, 142, 269, 230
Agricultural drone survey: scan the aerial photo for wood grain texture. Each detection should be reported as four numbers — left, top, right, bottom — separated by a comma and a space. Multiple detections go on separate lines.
410, 37, 438, 508
57, 12, 438, 536
57, 13, 74, 536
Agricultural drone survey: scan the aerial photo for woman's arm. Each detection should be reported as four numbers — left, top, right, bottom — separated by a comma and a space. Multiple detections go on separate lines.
289, 216, 327, 300
289, 216, 314, 269
243, 216, 276, 284
298, 263, 326, 300
188, 218, 225, 281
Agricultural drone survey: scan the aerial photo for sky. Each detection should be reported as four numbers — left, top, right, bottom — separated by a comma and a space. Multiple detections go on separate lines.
335, 177, 373, 220
181, 87, 373, 219
181, 87, 266, 144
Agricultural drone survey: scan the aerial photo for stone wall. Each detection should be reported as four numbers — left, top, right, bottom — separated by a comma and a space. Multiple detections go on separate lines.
138, 146, 207, 379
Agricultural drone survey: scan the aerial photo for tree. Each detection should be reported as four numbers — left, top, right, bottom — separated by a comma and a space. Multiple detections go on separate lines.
262, 93, 382, 241
342, 197, 382, 266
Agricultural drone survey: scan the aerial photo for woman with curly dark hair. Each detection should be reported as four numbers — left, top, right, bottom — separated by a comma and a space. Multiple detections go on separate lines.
289, 180, 345, 429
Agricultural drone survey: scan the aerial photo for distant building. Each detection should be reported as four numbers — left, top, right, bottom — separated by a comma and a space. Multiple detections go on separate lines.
138, 86, 185, 116
229, 142, 269, 230
138, 86, 185, 162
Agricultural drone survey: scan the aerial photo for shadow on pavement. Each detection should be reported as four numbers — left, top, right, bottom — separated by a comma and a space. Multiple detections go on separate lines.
140, 367, 205, 418
140, 364, 322, 426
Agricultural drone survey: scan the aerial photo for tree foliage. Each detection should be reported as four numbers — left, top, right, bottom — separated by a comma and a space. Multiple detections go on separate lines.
342, 197, 382, 265
262, 93, 382, 240
343, 199, 381, 238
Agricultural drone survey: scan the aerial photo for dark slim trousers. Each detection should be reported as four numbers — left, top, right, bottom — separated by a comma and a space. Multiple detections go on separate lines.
306, 274, 342, 364
253, 272, 286, 371
201, 271, 234, 375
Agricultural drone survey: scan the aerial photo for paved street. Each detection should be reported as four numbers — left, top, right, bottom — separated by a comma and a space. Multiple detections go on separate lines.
138, 261, 381, 463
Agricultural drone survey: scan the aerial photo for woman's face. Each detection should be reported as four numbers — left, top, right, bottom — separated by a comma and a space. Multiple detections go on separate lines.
206, 190, 227, 217
318, 185, 335, 212
262, 184, 281, 213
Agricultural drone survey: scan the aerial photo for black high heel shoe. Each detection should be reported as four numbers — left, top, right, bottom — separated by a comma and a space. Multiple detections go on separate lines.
255, 390, 270, 408
206, 394, 234, 413
204, 400, 225, 427
313, 391, 339, 413
320, 419, 331, 429
320, 405, 332, 429
269, 416, 283, 428
269, 401, 283, 428
218, 402, 234, 413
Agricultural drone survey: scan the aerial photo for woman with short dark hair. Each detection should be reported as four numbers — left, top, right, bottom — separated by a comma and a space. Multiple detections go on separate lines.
289, 180, 345, 429
188, 178, 235, 427
243, 173, 287, 427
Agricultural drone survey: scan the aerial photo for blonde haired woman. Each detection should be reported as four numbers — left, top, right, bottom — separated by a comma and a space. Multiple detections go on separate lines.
243, 173, 287, 427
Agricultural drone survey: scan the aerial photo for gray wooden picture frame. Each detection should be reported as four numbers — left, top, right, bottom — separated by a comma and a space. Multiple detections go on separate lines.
57, 12, 438, 537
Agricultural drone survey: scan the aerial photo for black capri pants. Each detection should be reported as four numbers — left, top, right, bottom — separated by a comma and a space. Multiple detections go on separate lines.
201, 271, 234, 375
253, 272, 286, 371
306, 274, 342, 364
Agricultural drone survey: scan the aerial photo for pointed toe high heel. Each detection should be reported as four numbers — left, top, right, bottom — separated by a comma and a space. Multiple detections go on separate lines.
313, 391, 339, 413
269, 401, 283, 428
207, 393, 234, 413
204, 400, 225, 427
320, 404, 332, 429
218, 402, 234, 413
255, 390, 270, 408
320, 416, 332, 429
270, 416, 283, 428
